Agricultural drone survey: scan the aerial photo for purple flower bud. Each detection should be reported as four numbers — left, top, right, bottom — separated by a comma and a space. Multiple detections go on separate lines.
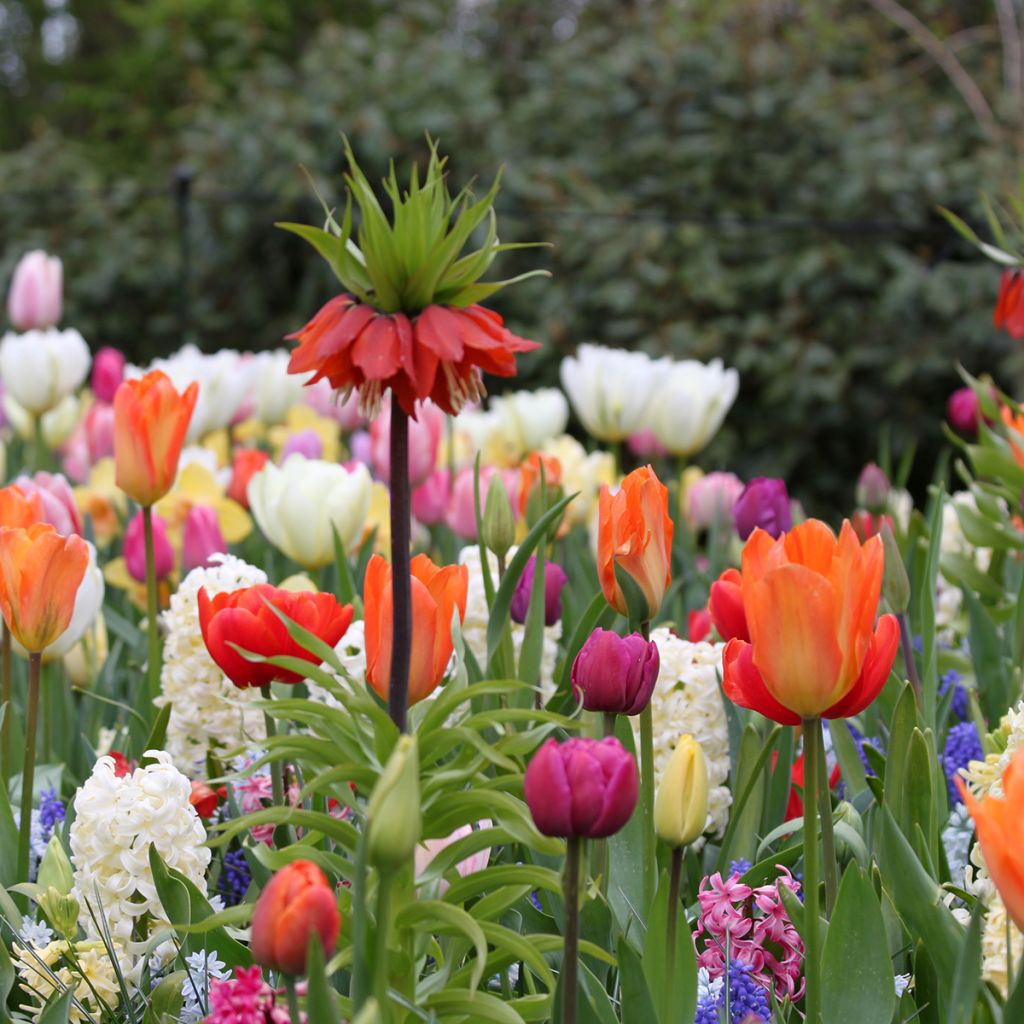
733, 477, 792, 540
510, 554, 568, 626
571, 628, 659, 715
524, 737, 638, 839
855, 463, 890, 514
947, 387, 981, 436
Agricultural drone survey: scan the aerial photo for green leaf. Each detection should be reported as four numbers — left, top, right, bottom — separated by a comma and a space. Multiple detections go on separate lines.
142, 971, 185, 1024
0, 775, 19, 890
423, 988, 527, 1024
617, 936, 658, 1024
642, 869, 697, 1024
304, 936, 339, 1024
945, 899, 983, 1024
0, 936, 15, 1024
138, 703, 172, 767
37, 989, 72, 1024
820, 865, 895, 1024
396, 899, 488, 993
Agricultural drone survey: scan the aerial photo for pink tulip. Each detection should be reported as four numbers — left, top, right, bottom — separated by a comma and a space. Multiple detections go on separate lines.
445, 466, 519, 540
7, 250, 62, 330
627, 429, 669, 458
349, 430, 372, 468
182, 504, 227, 573
280, 428, 323, 461
91, 347, 126, 404
687, 471, 744, 529
412, 469, 452, 526
524, 737, 638, 839
414, 820, 493, 894
124, 509, 174, 582
947, 387, 982, 437
369, 397, 445, 486
85, 402, 116, 464
15, 471, 82, 536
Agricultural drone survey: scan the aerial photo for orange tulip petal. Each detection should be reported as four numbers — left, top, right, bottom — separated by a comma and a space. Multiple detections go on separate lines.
824, 613, 899, 719
782, 519, 837, 577
722, 638, 801, 726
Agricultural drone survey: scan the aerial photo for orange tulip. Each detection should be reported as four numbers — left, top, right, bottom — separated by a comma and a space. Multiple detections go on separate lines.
364, 553, 468, 705
0, 523, 89, 652
958, 750, 1024, 932
1001, 404, 1024, 467
722, 519, 899, 724
113, 370, 198, 506
0, 484, 44, 529
519, 451, 563, 517
597, 465, 674, 620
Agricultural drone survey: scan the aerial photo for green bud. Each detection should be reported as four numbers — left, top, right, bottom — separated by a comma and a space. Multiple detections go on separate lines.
835, 800, 863, 835
880, 521, 910, 613
36, 835, 74, 895
481, 474, 515, 559
38, 886, 80, 938
366, 735, 421, 875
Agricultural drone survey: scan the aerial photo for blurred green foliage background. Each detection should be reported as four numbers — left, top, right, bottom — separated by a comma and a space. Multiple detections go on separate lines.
1, 0, 1022, 512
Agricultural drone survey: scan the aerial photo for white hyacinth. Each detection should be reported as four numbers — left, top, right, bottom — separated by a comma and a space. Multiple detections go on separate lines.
70, 751, 211, 952
305, 618, 369, 708
635, 628, 732, 839
155, 554, 267, 771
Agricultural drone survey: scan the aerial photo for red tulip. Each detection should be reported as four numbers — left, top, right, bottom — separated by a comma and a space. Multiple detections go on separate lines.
688, 606, 711, 643
198, 583, 353, 689
709, 568, 749, 642
189, 780, 220, 819
227, 448, 269, 509
524, 737, 638, 839
251, 860, 340, 975
994, 269, 1024, 339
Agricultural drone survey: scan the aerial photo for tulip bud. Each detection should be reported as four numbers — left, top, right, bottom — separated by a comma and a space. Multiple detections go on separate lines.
251, 860, 341, 976
947, 387, 981, 436
733, 477, 792, 540
7, 250, 62, 330
834, 800, 865, 863
856, 463, 890, 515
654, 735, 709, 847
366, 735, 421, 874
63, 613, 108, 688
510, 554, 568, 626
182, 504, 226, 574
38, 887, 80, 938
481, 472, 515, 559
124, 509, 174, 582
36, 835, 74, 895
880, 521, 910, 613
91, 347, 126, 404
571, 628, 659, 716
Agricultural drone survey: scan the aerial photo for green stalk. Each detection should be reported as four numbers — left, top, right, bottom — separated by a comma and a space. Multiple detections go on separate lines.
17, 653, 41, 884
664, 845, 683, 1019
802, 717, 822, 1024
1, 623, 10, 787
593, 711, 617, 893
372, 873, 394, 1017
284, 975, 302, 1024
142, 505, 162, 707
815, 717, 838, 917
32, 414, 46, 473
259, 684, 291, 848
562, 836, 583, 1024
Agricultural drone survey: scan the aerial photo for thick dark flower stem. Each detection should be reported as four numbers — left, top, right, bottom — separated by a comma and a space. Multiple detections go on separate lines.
1, 624, 10, 786
17, 653, 41, 885
142, 505, 162, 706
389, 400, 413, 733
562, 836, 583, 1024
802, 717, 822, 1024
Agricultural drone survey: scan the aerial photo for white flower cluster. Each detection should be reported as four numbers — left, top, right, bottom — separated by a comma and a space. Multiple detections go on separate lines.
181, 949, 231, 1024
69, 751, 212, 952
637, 628, 732, 839
155, 554, 267, 771
458, 545, 561, 702
305, 619, 369, 709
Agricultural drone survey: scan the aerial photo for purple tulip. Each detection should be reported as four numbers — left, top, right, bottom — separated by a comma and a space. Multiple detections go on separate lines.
183, 504, 227, 574
947, 387, 981, 437
124, 510, 174, 582
855, 463, 890, 514
733, 477, 792, 540
510, 554, 568, 626
524, 737, 638, 839
91, 346, 126, 404
571, 628, 659, 715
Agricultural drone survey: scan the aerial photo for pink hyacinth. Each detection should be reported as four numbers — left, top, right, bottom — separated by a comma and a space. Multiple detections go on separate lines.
204, 966, 292, 1024
694, 867, 804, 1003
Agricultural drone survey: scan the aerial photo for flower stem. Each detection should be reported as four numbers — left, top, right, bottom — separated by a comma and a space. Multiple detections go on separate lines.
664, 846, 683, 1020
1, 623, 10, 787
142, 505, 161, 705
815, 718, 838, 917
32, 414, 46, 473
802, 717, 822, 1024
284, 975, 301, 1024
372, 872, 394, 1014
595, 714, 615, 894
259, 684, 290, 848
388, 400, 412, 733
562, 836, 582, 1024
897, 612, 922, 708
17, 653, 41, 884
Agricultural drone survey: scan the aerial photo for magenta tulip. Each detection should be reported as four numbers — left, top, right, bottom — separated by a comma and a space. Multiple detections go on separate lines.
733, 477, 792, 540
182, 504, 227, 573
124, 509, 174, 582
91, 347, 126, 404
947, 387, 981, 437
412, 469, 452, 526
510, 555, 568, 626
524, 737, 638, 839
571, 628, 659, 715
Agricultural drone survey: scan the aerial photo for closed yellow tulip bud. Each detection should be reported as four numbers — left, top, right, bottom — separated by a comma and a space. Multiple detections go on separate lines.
654, 735, 709, 848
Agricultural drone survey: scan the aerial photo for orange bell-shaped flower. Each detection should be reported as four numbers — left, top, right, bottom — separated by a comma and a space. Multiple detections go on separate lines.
113, 370, 198, 506
364, 553, 468, 706
0, 523, 89, 652
597, 465, 674, 621
721, 519, 899, 724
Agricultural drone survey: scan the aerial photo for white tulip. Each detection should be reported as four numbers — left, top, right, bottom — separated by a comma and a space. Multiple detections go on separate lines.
560, 343, 670, 442
649, 358, 739, 457
250, 350, 312, 425
4, 392, 81, 447
491, 387, 569, 452
248, 454, 372, 568
0, 328, 90, 415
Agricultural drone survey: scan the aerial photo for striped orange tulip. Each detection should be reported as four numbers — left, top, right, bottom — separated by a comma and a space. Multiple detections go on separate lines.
0, 484, 44, 529
597, 465, 674, 620
0, 523, 89, 652
958, 750, 1024, 932
721, 519, 899, 723
113, 370, 198, 506
364, 553, 468, 705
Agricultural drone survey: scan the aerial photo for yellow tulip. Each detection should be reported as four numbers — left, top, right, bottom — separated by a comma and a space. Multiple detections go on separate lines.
654, 735, 709, 848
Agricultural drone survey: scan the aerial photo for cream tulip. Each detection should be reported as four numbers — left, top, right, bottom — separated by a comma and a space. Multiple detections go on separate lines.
491, 387, 569, 454
0, 328, 90, 416
649, 358, 739, 457
248, 454, 372, 568
654, 735, 709, 847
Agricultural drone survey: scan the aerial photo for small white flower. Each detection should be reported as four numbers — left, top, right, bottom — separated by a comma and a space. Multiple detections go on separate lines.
180, 949, 230, 1024
894, 973, 912, 997
19, 920, 54, 948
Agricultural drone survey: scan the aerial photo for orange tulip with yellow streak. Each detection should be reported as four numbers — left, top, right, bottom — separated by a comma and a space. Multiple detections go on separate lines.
0, 484, 44, 529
